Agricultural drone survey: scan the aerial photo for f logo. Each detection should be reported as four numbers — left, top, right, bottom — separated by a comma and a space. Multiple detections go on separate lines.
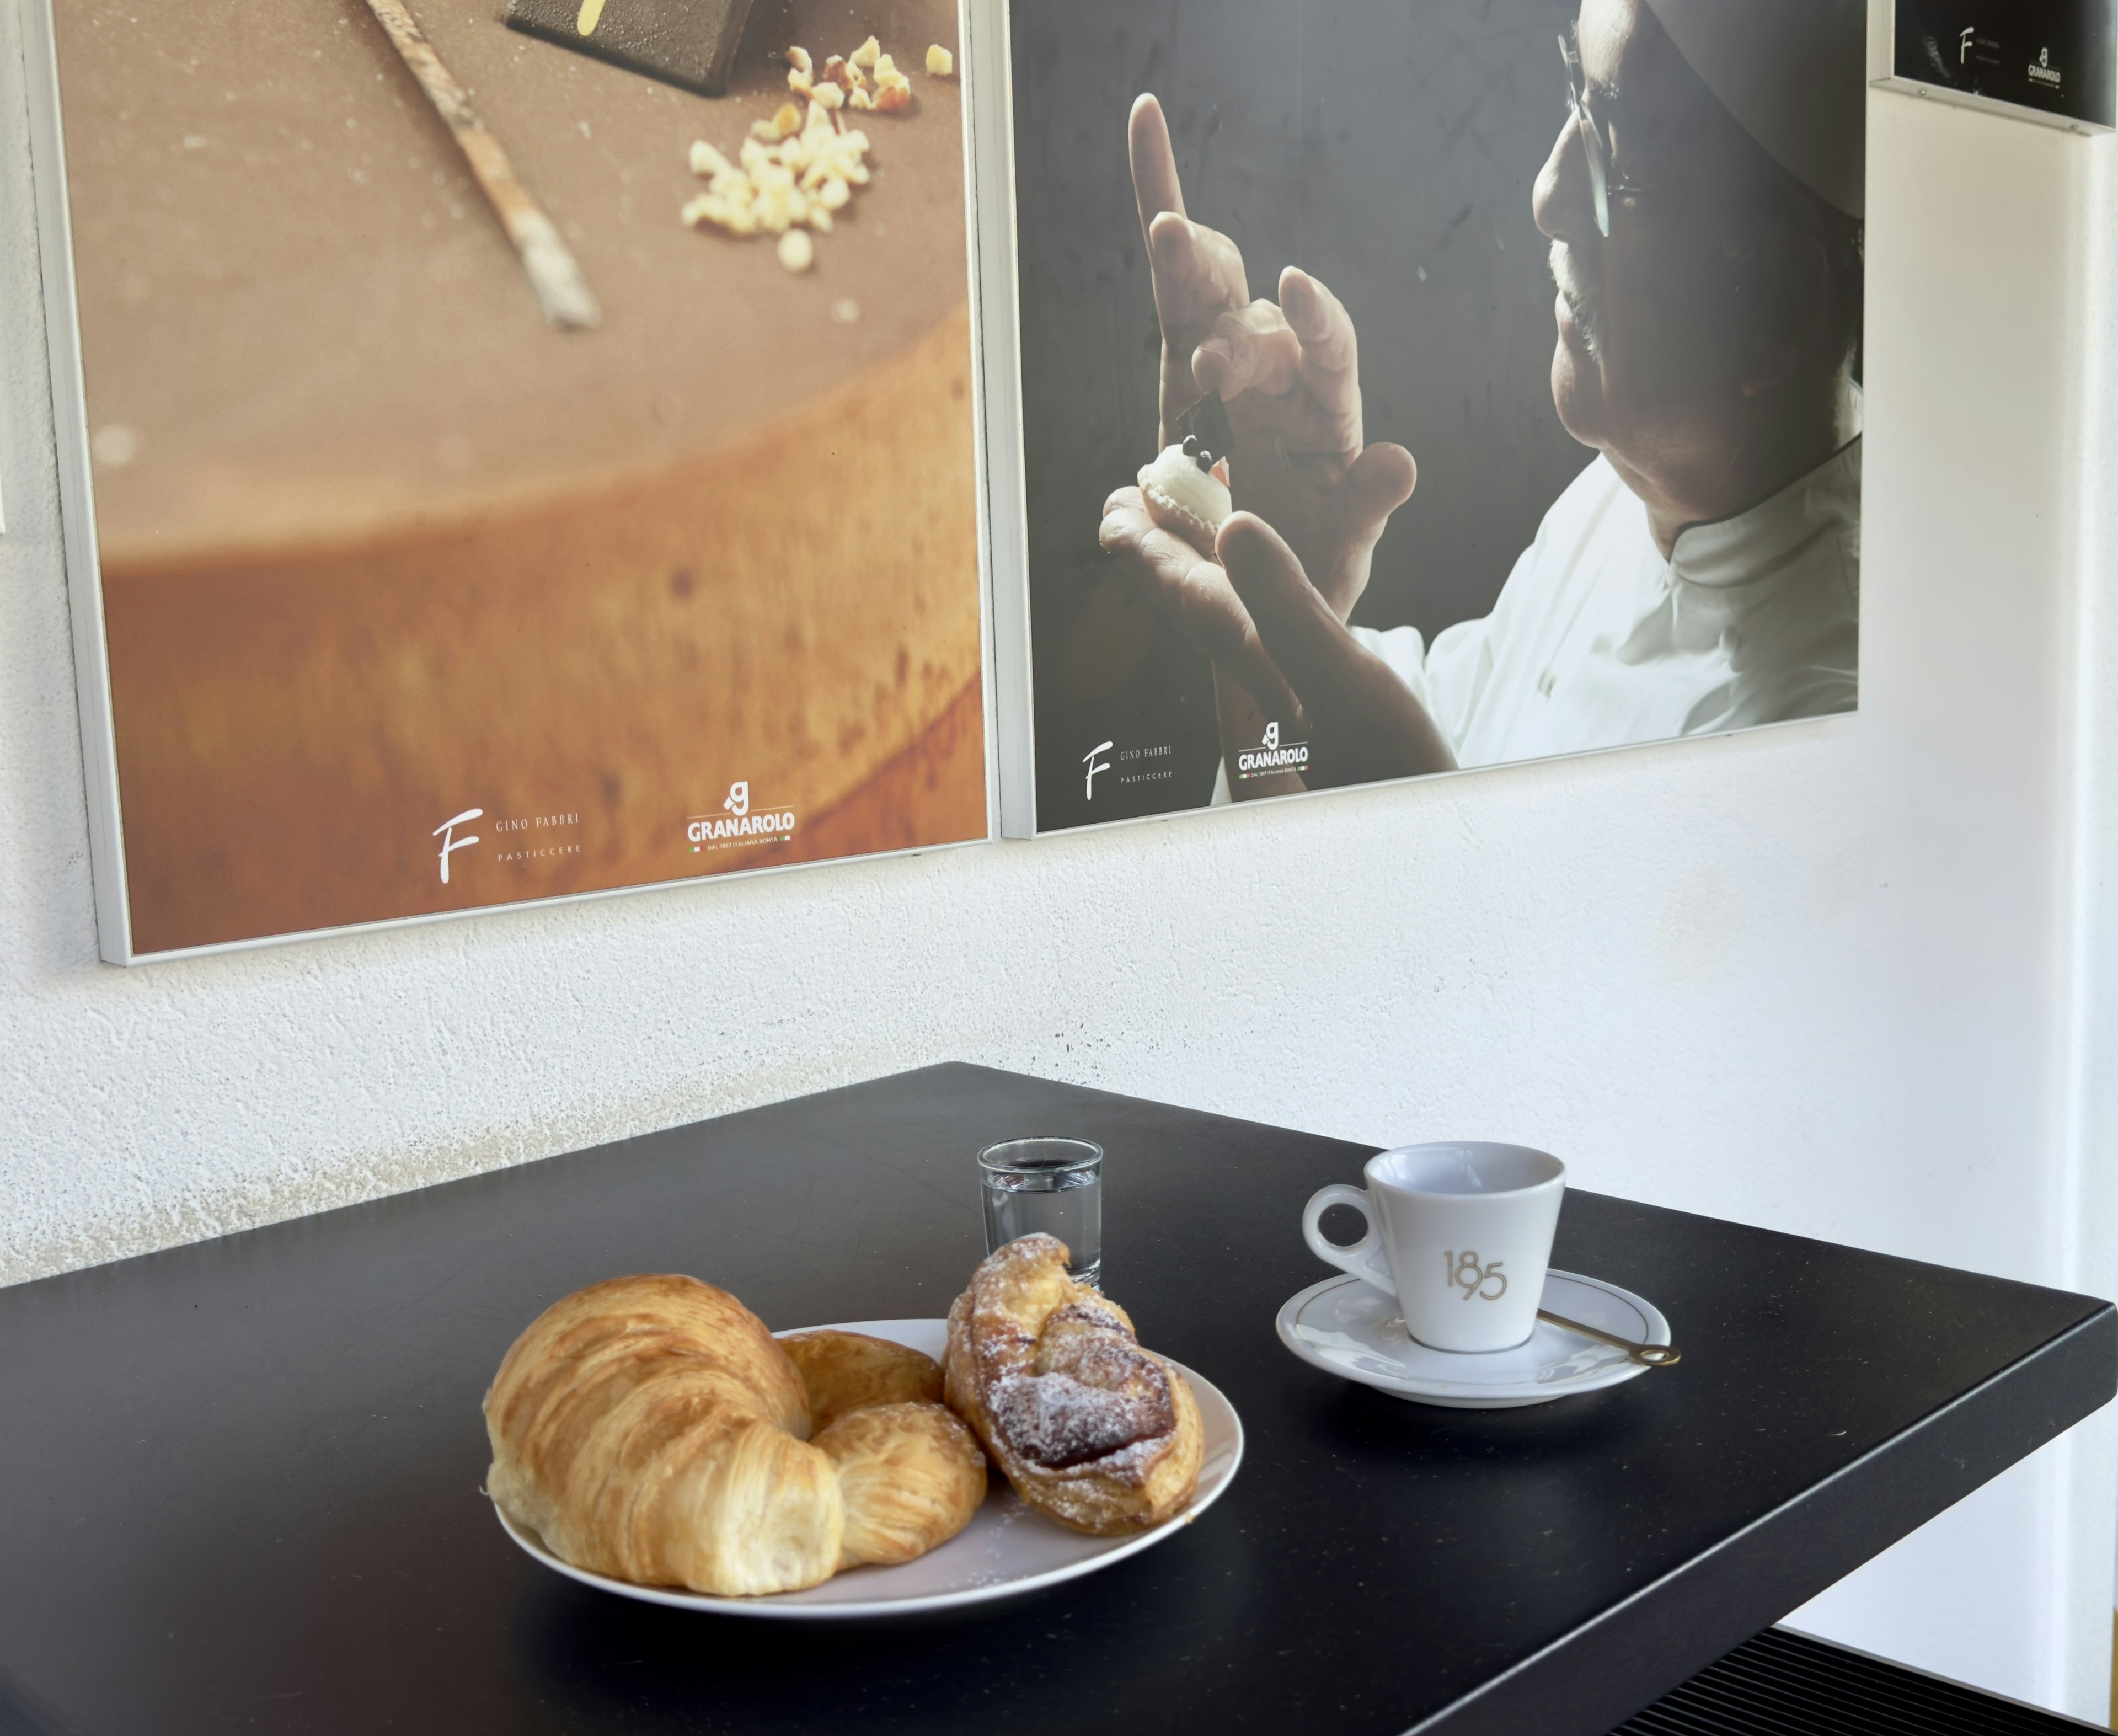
1083, 741, 1113, 800
1960, 25, 1974, 63
725, 781, 750, 818
1263, 720, 1281, 750
434, 808, 482, 885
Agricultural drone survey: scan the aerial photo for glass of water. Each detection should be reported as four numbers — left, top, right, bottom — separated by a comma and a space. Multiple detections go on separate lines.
978, 1138, 1103, 1288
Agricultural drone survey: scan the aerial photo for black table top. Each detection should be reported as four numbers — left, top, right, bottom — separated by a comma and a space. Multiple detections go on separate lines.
0, 1064, 2110, 1736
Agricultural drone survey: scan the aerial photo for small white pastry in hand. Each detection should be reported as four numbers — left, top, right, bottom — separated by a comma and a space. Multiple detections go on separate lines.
1139, 437, 1232, 549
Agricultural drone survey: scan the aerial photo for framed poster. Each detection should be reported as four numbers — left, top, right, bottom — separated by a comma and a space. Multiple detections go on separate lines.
987, 0, 1868, 835
24, 0, 994, 962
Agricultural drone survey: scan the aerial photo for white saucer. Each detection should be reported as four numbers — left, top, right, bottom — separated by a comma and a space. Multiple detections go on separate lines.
1275, 1270, 1672, 1409
495, 1317, 1243, 1617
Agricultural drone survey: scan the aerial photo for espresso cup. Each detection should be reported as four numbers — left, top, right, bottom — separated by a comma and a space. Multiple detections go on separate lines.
1301, 1143, 1565, 1353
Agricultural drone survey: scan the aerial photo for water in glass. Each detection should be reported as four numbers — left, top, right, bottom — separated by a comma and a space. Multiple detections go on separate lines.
978, 1138, 1103, 1288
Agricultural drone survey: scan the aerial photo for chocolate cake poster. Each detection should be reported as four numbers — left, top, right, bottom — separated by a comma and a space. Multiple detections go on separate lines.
1000, 0, 1864, 831
28, 0, 991, 960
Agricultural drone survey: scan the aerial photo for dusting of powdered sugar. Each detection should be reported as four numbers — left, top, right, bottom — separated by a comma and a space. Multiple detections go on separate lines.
987, 1371, 1157, 1471
987, 1347, 1174, 1477
966, 1236, 1177, 1484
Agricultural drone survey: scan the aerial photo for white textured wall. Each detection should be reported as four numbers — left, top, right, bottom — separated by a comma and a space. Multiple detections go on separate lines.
3, 4, 2114, 1717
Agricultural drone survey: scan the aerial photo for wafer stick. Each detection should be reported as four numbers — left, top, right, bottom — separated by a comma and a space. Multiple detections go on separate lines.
361, 0, 601, 329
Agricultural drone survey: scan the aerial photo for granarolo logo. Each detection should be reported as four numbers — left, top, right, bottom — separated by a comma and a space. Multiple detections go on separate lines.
1236, 720, 1309, 780
687, 781, 798, 853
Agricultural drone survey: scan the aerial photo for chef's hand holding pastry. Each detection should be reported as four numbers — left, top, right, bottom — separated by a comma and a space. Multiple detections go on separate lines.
1097, 93, 1443, 789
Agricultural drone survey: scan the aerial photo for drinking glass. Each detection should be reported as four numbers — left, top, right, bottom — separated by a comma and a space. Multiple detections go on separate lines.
978, 1137, 1103, 1288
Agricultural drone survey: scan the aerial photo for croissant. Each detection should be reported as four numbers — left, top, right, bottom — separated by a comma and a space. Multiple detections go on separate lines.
945, 1235, 1203, 1534
781, 1326, 946, 1427
484, 1275, 986, 1595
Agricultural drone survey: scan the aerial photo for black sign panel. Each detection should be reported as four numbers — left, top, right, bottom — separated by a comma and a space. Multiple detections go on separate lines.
1894, 0, 2115, 129
505, 0, 757, 98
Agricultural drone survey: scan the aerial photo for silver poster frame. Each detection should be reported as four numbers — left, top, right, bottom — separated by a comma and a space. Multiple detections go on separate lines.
979, 0, 1896, 842
19, 0, 1006, 964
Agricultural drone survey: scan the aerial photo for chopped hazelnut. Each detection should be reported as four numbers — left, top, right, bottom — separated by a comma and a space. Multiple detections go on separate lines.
872, 52, 897, 79
799, 136, 867, 190
786, 45, 812, 73
755, 176, 807, 233
680, 56, 886, 262
849, 35, 881, 68
684, 189, 761, 238
788, 68, 813, 96
873, 76, 911, 112
926, 45, 954, 76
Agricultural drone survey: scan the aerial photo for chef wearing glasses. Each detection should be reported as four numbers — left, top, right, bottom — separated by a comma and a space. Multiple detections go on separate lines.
1099, 0, 1866, 792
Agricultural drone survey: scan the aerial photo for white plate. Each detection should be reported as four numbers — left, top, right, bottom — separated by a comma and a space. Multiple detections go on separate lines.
495, 1317, 1243, 1617
1275, 1270, 1672, 1409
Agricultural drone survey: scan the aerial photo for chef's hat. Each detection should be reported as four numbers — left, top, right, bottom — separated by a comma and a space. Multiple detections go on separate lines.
1643, 0, 1866, 219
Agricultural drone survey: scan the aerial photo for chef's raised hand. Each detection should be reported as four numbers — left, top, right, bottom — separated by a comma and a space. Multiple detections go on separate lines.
1130, 95, 1414, 613
1132, 106, 1360, 477
1130, 94, 1252, 444
1099, 484, 1302, 729
1217, 513, 1457, 786
1194, 268, 1362, 465
1202, 274, 1418, 618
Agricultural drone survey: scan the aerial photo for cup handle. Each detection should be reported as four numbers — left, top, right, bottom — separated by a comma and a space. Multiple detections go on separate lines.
1302, 1184, 1397, 1296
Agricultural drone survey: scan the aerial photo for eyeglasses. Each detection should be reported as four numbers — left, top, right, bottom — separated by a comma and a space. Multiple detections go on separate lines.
1559, 33, 1632, 238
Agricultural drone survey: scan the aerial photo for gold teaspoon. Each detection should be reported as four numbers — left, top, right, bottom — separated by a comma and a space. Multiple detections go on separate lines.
1538, 1308, 1681, 1367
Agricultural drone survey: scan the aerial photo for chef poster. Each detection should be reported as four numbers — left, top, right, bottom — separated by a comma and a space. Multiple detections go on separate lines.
29, 0, 990, 960
1005, 0, 1864, 831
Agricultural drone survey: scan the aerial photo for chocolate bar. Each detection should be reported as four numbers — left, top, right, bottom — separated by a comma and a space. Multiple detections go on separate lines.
505, 0, 757, 98
1173, 390, 1234, 461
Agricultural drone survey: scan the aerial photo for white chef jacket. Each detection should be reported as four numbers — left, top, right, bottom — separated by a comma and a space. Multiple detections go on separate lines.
1211, 436, 1859, 799
1355, 437, 1860, 766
